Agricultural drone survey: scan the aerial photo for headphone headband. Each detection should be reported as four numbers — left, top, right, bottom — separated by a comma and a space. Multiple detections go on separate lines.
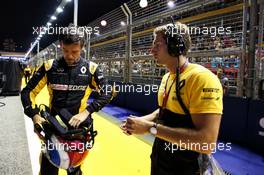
165, 17, 186, 57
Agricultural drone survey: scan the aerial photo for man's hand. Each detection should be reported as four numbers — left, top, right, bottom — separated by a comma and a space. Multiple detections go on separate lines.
69, 110, 90, 128
32, 114, 46, 125
123, 116, 153, 135
120, 116, 135, 136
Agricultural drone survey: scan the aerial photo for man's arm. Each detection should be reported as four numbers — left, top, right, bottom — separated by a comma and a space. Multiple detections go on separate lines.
125, 113, 221, 154
139, 108, 160, 121
21, 64, 47, 119
86, 66, 113, 114
154, 113, 221, 154
69, 63, 114, 128
121, 109, 159, 134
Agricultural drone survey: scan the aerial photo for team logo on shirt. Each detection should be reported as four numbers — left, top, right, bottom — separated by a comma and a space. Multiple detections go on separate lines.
57, 68, 64, 73
80, 66, 87, 74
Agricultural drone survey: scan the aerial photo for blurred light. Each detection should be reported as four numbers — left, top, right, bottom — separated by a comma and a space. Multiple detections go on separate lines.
25, 0, 81, 59
39, 34, 43, 38
40, 27, 47, 34
120, 21, 126, 26
51, 16, 57, 20
57, 7, 63, 13
100, 20, 107, 26
57, 45, 61, 48
139, 0, 148, 8
167, 1, 175, 8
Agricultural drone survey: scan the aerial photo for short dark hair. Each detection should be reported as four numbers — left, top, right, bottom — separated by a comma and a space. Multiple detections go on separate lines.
59, 24, 85, 47
154, 22, 191, 56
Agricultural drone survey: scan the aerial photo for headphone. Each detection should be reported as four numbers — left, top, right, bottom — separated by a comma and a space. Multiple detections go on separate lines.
165, 18, 190, 115
165, 17, 186, 57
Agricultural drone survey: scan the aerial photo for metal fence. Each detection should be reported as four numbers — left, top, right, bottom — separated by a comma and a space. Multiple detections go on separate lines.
88, 0, 244, 90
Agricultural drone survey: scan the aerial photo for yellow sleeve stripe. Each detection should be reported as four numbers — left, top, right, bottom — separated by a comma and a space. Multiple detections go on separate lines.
47, 84, 53, 109
91, 76, 99, 90
79, 87, 93, 113
30, 75, 47, 109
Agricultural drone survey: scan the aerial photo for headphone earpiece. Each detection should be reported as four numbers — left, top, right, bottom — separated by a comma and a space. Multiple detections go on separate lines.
165, 25, 186, 57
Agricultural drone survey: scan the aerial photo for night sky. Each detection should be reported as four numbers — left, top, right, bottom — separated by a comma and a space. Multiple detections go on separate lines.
0, 0, 129, 52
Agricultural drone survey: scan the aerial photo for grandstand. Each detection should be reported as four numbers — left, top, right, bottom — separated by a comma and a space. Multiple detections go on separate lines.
29, 0, 264, 97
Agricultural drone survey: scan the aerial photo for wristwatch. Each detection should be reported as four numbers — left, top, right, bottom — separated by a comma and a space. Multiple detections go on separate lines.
149, 122, 158, 135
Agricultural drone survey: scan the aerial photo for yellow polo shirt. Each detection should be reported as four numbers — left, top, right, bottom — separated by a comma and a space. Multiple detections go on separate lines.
158, 63, 223, 115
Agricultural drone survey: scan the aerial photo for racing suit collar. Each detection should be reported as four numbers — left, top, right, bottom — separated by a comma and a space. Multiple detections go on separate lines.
62, 57, 81, 67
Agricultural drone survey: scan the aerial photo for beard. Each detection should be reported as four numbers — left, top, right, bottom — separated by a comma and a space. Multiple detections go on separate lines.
64, 57, 79, 66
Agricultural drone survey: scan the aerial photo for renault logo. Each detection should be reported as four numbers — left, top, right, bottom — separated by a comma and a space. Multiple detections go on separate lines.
80, 66, 87, 74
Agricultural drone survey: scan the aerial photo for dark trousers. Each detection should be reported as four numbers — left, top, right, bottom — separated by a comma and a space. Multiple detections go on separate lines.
40, 154, 82, 175
151, 159, 200, 175
150, 138, 199, 175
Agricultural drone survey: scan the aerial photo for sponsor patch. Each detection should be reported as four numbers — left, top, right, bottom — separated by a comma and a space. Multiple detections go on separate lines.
203, 88, 220, 93
50, 84, 87, 91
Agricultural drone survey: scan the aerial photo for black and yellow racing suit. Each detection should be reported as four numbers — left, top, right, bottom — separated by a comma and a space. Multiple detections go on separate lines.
21, 57, 113, 118
24, 67, 31, 84
21, 57, 113, 175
